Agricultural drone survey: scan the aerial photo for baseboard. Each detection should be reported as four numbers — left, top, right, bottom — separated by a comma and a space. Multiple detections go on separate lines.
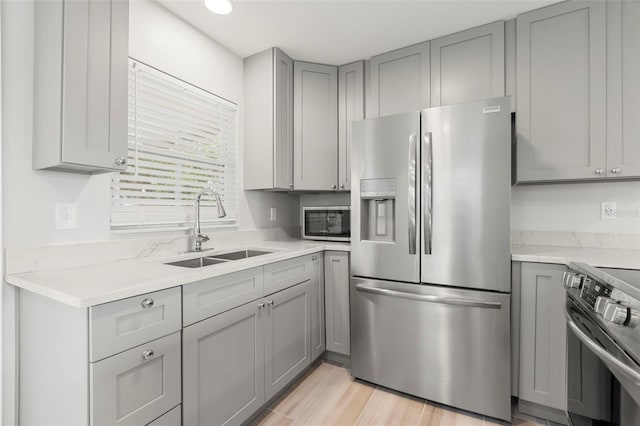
322, 351, 351, 368
518, 398, 568, 425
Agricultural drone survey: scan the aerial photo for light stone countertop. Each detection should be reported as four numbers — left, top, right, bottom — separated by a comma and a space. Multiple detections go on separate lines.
511, 244, 640, 270
5, 241, 350, 309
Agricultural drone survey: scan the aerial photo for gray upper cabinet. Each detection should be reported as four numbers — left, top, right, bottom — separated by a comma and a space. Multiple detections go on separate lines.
430, 21, 504, 107
293, 61, 338, 191
244, 47, 294, 190
324, 251, 350, 356
338, 61, 364, 191
182, 300, 265, 426
518, 263, 567, 412
516, 1, 607, 183
33, 0, 129, 173
606, 0, 640, 179
368, 42, 430, 118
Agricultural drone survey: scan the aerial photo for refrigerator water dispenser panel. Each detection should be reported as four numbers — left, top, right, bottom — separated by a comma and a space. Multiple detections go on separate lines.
360, 178, 396, 242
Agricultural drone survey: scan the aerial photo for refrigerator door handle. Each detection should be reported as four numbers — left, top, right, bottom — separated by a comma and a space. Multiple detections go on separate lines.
355, 284, 502, 309
423, 132, 433, 255
408, 134, 417, 255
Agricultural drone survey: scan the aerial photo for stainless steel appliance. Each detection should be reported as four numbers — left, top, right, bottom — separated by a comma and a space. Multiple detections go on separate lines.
302, 206, 350, 242
563, 263, 640, 426
350, 97, 512, 421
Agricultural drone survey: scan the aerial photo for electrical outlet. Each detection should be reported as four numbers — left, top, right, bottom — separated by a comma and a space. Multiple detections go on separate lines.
55, 203, 78, 229
270, 207, 277, 222
601, 202, 617, 220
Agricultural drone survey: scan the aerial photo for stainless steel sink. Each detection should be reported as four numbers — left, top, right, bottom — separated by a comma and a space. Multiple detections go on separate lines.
210, 250, 272, 260
165, 257, 229, 268
164, 249, 273, 268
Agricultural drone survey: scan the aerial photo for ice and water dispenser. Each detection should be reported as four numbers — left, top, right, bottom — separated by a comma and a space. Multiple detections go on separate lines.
359, 178, 396, 243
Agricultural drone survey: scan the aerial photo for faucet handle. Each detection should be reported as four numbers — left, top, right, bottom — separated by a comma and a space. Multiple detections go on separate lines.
197, 234, 210, 243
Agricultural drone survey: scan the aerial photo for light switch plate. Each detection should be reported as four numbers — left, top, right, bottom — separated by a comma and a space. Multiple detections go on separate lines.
56, 203, 78, 230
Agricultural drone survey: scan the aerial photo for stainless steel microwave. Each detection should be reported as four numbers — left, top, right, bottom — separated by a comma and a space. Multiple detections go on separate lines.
302, 206, 350, 242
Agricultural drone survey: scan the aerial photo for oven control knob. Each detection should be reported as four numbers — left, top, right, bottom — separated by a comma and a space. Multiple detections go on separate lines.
562, 271, 583, 289
594, 296, 611, 315
601, 300, 630, 325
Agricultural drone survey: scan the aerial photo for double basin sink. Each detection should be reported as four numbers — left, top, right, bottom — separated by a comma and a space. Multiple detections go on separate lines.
165, 249, 273, 268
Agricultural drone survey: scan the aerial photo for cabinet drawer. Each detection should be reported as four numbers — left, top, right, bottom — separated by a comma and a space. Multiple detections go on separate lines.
91, 332, 181, 426
264, 255, 313, 295
183, 266, 264, 326
90, 287, 181, 361
146, 405, 181, 426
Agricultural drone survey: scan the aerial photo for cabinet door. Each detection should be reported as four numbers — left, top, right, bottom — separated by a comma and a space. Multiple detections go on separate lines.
293, 62, 338, 191
146, 405, 181, 426
310, 253, 325, 361
368, 42, 430, 118
264, 281, 312, 400
338, 61, 364, 191
264, 254, 313, 295
324, 251, 350, 356
519, 263, 567, 411
91, 332, 181, 426
61, 0, 128, 170
606, 0, 640, 178
274, 48, 295, 189
430, 21, 504, 107
516, 1, 606, 182
183, 301, 265, 426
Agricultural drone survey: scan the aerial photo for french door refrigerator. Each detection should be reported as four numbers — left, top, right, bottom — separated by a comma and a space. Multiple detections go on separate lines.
350, 97, 511, 421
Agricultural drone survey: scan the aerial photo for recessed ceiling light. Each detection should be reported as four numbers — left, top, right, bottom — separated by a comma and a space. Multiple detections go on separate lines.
204, 0, 233, 15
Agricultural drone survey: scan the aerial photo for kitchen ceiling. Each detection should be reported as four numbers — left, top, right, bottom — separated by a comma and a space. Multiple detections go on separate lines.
155, 0, 560, 65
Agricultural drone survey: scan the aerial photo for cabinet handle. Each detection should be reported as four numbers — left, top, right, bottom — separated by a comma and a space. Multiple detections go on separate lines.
312, 255, 318, 261
611, 168, 621, 174
289, 183, 293, 189
266, 300, 274, 306
141, 298, 154, 308
332, 184, 337, 190
142, 349, 154, 360
595, 168, 604, 175
257, 302, 265, 309
115, 157, 127, 166
339, 184, 345, 189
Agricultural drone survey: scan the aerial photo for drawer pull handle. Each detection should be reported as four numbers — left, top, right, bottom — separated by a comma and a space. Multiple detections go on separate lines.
258, 302, 265, 309
141, 298, 154, 308
266, 300, 274, 306
312, 255, 318, 261
142, 350, 154, 360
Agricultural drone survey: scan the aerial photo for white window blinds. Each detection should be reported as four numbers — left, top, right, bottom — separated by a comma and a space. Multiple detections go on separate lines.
111, 60, 237, 229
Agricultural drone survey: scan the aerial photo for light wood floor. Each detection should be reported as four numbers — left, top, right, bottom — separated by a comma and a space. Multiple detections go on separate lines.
251, 361, 550, 426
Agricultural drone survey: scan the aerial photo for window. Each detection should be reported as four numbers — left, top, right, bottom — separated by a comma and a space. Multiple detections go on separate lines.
111, 60, 237, 230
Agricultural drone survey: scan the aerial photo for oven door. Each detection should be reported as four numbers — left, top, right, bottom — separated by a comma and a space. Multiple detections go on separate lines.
565, 297, 640, 425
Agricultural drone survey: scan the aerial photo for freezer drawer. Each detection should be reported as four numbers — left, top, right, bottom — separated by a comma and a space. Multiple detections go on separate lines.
350, 277, 511, 421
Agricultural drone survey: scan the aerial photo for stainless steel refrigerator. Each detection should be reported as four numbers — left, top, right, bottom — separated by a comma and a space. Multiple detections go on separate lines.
350, 97, 511, 421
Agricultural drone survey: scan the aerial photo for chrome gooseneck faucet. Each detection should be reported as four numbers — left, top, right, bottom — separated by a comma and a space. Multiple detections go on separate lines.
191, 186, 226, 252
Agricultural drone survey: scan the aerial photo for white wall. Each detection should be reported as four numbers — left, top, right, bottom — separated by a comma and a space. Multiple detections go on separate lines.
512, 181, 640, 234
1, 0, 299, 250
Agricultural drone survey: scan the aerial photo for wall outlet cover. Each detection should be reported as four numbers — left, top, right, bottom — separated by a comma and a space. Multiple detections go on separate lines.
55, 203, 78, 230
270, 207, 277, 222
601, 202, 617, 220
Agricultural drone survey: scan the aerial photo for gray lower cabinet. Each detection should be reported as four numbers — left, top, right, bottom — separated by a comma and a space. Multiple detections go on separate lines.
430, 21, 504, 107
33, 0, 129, 173
183, 300, 265, 426
146, 406, 181, 426
91, 332, 182, 426
324, 251, 350, 356
293, 61, 338, 191
368, 42, 430, 118
516, 1, 607, 182
265, 281, 312, 400
310, 253, 325, 361
518, 262, 568, 412
244, 47, 294, 190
